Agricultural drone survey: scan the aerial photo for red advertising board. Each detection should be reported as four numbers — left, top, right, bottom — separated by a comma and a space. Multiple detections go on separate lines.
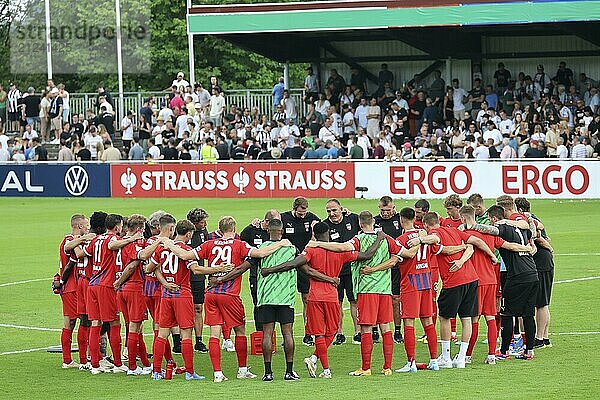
110, 162, 355, 198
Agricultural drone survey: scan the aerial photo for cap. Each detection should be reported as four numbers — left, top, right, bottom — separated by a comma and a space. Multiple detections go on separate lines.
403, 142, 412, 148
194, 103, 202, 109
177, 72, 184, 77
531, 140, 539, 145
157, 116, 164, 121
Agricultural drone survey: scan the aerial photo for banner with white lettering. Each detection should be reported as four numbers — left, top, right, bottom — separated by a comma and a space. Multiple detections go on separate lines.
0, 164, 111, 197
110, 162, 355, 198
355, 161, 596, 199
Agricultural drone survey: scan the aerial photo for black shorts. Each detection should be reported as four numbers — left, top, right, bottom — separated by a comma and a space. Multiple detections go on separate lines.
391, 267, 400, 296
257, 305, 295, 325
297, 270, 310, 294
191, 278, 205, 305
536, 269, 553, 308
337, 274, 356, 302
438, 281, 478, 318
250, 275, 258, 306
501, 279, 538, 317
500, 271, 507, 292
8, 111, 19, 122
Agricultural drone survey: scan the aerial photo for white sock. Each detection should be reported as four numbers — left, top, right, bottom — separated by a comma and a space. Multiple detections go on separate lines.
451, 331, 456, 337
214, 371, 223, 377
310, 354, 318, 363
430, 358, 437, 364
238, 366, 248, 374
458, 342, 468, 360
323, 368, 330, 374
513, 333, 521, 339
441, 340, 451, 360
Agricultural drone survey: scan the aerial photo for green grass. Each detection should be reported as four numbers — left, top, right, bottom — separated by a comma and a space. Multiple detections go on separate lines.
0, 197, 599, 399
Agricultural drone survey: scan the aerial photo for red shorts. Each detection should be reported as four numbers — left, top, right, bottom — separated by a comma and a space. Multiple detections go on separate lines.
61, 291, 78, 319
118, 291, 148, 323
305, 300, 339, 337
87, 285, 119, 322
478, 284, 498, 316
146, 296, 161, 321
357, 293, 393, 326
77, 278, 89, 315
401, 289, 434, 319
204, 293, 245, 328
159, 296, 194, 329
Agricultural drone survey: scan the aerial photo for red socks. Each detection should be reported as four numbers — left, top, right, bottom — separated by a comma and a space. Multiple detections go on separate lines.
77, 325, 89, 364
89, 325, 101, 368
382, 331, 393, 369
424, 323, 438, 359
361, 332, 373, 370
486, 318, 498, 355
315, 336, 329, 369
163, 336, 173, 361
209, 337, 221, 371
403, 325, 416, 362
138, 335, 151, 367
109, 324, 122, 367
450, 318, 457, 334
181, 339, 194, 374
223, 326, 231, 340
235, 335, 248, 368
153, 336, 166, 373
325, 335, 335, 348
466, 322, 479, 357
127, 332, 139, 371
61, 328, 73, 364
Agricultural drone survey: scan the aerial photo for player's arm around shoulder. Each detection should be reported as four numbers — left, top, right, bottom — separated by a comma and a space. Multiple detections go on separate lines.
163, 238, 196, 260
298, 263, 339, 286
306, 239, 354, 252
356, 231, 387, 261
108, 231, 143, 251
251, 239, 292, 258
211, 260, 251, 286
261, 254, 307, 277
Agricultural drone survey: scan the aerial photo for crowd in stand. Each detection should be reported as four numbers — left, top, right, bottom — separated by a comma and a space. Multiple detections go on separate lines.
1, 61, 600, 162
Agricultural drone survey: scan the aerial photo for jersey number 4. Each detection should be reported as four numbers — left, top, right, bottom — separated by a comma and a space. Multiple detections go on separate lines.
211, 246, 232, 267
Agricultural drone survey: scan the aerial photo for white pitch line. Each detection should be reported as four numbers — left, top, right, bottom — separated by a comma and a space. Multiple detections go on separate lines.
0, 347, 48, 356
555, 253, 600, 256
554, 276, 600, 284
0, 323, 62, 332
0, 278, 51, 287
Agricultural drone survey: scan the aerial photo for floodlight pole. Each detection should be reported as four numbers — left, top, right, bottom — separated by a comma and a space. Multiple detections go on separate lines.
187, 0, 196, 85
115, 0, 125, 123
44, 0, 52, 79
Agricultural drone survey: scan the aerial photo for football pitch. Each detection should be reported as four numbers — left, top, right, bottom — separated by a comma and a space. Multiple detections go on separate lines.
0, 197, 599, 399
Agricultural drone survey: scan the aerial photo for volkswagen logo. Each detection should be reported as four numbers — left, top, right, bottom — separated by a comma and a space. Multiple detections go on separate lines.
64, 165, 89, 196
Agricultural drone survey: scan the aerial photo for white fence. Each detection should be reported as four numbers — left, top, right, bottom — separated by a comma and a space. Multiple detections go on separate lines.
69, 89, 306, 124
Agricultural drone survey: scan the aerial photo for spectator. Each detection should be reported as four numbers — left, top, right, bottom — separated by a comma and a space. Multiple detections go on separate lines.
372, 137, 385, 159
533, 65, 550, 100
327, 69, 346, 99
468, 78, 485, 118
99, 106, 115, 142
473, 137, 490, 159
341, 103, 356, 140
200, 137, 219, 161
208, 88, 225, 127
100, 140, 121, 161
304, 67, 320, 103
500, 137, 517, 159
281, 90, 298, 124
484, 85, 499, 110
129, 137, 144, 160
0, 84, 6, 132
57, 139, 74, 161
272, 77, 285, 107
162, 138, 179, 160
483, 122, 503, 152
451, 79, 468, 120
0, 142, 10, 161
554, 61, 575, 88
348, 136, 364, 159
429, 70, 445, 106
22, 87, 41, 130
31, 137, 48, 161
366, 97, 381, 139
493, 62, 511, 94
524, 140, 546, 158
570, 136, 586, 158
354, 97, 368, 132
487, 138, 500, 158
318, 118, 336, 143
171, 72, 190, 93
556, 137, 569, 158
7, 83, 21, 133
48, 88, 63, 144
450, 127, 466, 158
0, 128, 8, 149
120, 110, 134, 152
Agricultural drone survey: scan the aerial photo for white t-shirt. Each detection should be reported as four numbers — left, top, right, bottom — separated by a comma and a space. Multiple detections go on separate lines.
452, 88, 467, 111
148, 145, 161, 159
22, 130, 38, 141
330, 112, 342, 137
343, 111, 356, 133
319, 126, 336, 143
175, 114, 189, 139
85, 135, 103, 158
357, 135, 370, 158
0, 148, 10, 161
159, 108, 174, 123
483, 129, 503, 150
209, 95, 225, 118
0, 134, 9, 149
315, 100, 330, 116
473, 145, 490, 159
498, 119, 514, 136
354, 105, 368, 129
121, 117, 134, 140
172, 79, 190, 92
557, 144, 569, 158
282, 97, 297, 119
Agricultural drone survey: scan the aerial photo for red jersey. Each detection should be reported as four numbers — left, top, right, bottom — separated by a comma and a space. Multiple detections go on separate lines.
59, 235, 78, 294
193, 237, 253, 296
396, 229, 441, 293
301, 247, 358, 303
118, 238, 146, 293
429, 226, 478, 289
413, 220, 425, 230
464, 229, 505, 285
84, 233, 119, 288
440, 216, 462, 229
151, 241, 195, 299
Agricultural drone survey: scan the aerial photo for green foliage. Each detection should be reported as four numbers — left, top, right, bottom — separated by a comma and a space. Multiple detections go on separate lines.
0, 0, 307, 92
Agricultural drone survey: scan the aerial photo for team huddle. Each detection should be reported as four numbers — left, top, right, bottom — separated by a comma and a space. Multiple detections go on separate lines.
55, 194, 554, 382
